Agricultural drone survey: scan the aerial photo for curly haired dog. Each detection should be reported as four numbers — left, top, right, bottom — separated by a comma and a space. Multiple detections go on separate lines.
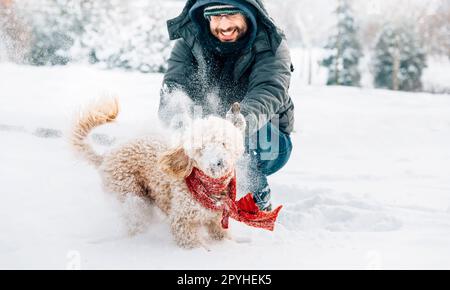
70, 99, 246, 249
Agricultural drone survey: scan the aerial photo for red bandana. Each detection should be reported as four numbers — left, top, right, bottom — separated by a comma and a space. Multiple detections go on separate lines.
185, 167, 282, 231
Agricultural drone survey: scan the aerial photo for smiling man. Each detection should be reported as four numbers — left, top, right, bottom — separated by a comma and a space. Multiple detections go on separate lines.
159, 0, 295, 211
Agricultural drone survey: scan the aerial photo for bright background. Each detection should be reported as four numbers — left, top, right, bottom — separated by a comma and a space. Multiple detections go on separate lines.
1, 0, 449, 269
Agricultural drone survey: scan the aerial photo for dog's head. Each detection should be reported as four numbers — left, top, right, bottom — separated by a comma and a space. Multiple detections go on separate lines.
159, 116, 245, 179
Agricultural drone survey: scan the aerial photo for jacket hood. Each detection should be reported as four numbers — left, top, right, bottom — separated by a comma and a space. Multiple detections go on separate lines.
167, 0, 284, 53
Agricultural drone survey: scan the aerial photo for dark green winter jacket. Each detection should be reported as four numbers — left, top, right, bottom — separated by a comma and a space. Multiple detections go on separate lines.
159, 0, 295, 135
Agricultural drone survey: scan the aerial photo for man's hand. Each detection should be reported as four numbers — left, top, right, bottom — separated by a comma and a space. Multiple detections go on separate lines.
226, 102, 246, 134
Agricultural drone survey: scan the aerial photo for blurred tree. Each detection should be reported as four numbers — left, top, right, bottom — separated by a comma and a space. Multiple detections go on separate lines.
73, 0, 171, 73
0, 0, 30, 62
321, 0, 363, 86
15, 0, 171, 72
371, 23, 427, 91
24, 0, 83, 65
418, 0, 450, 58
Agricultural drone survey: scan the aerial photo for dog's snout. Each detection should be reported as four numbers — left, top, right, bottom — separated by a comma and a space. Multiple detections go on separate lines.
217, 159, 224, 167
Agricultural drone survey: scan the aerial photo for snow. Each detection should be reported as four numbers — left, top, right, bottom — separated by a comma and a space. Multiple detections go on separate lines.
423, 56, 450, 94
1, 63, 450, 269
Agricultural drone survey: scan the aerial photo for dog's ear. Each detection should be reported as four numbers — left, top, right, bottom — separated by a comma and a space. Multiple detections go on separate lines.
158, 146, 193, 179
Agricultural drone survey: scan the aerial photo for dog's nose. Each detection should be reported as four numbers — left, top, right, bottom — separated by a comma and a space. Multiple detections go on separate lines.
216, 159, 224, 168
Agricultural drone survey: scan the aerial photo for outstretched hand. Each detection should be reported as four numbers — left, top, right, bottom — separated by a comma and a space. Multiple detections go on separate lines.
226, 102, 246, 134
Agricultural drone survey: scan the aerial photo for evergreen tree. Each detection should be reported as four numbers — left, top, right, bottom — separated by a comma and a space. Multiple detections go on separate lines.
371, 23, 427, 91
321, 0, 363, 86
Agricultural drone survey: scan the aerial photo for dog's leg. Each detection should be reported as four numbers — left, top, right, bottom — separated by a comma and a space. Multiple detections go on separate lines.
169, 187, 206, 249
121, 195, 154, 236
170, 214, 202, 249
206, 218, 228, 241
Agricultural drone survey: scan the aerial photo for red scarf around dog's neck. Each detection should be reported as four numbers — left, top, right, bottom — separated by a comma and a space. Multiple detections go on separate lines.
185, 167, 282, 231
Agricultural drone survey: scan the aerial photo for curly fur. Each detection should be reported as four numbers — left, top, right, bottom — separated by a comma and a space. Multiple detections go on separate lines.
70, 99, 245, 249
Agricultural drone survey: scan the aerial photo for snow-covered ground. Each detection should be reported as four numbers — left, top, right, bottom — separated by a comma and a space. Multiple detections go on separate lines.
1, 63, 450, 269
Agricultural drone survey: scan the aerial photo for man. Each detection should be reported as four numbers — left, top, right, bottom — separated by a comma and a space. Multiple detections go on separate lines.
159, 0, 294, 211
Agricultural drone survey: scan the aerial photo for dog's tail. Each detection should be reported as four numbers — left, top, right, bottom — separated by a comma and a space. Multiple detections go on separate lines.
70, 98, 119, 168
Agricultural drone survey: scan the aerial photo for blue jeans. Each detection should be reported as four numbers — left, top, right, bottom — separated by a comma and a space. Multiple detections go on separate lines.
245, 122, 293, 208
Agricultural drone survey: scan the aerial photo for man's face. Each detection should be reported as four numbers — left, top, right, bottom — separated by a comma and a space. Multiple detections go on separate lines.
209, 13, 248, 42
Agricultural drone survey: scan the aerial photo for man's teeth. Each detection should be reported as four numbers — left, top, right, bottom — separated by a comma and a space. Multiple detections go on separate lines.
221, 31, 234, 36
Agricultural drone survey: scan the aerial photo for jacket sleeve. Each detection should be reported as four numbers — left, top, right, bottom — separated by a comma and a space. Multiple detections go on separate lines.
158, 39, 194, 126
240, 39, 292, 135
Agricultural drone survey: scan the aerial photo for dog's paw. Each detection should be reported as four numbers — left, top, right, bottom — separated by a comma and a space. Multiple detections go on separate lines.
209, 229, 228, 241
207, 222, 229, 241
176, 238, 201, 249
126, 224, 146, 237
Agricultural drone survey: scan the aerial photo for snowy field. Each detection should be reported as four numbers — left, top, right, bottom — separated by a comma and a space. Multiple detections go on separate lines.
0, 63, 450, 269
